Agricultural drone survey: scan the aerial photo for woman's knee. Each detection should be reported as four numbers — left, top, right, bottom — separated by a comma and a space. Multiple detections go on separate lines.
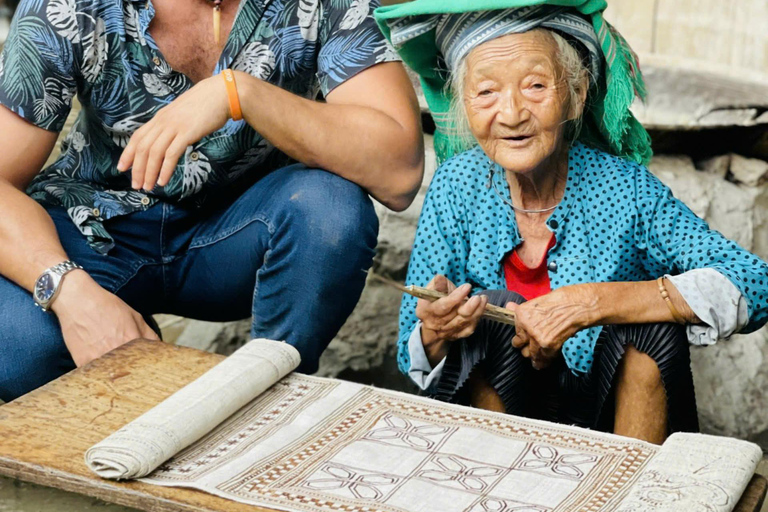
619, 346, 663, 392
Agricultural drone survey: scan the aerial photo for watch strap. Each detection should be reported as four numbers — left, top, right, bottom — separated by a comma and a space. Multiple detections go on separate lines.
49, 260, 84, 277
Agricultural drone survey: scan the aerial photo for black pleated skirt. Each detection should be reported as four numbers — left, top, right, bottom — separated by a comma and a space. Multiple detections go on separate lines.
431, 290, 699, 434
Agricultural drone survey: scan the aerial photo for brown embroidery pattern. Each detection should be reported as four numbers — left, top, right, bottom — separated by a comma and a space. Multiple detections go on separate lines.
152, 375, 338, 481
148, 375, 660, 512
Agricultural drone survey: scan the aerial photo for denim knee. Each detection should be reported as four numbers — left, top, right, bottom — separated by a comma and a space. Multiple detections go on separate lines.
0, 277, 73, 402
275, 166, 379, 256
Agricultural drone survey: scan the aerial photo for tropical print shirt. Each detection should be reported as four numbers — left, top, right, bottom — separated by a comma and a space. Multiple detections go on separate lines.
0, 0, 398, 253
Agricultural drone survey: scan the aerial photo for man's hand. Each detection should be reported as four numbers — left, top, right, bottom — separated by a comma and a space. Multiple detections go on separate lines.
51, 271, 160, 367
416, 275, 487, 366
117, 74, 231, 191
506, 284, 598, 370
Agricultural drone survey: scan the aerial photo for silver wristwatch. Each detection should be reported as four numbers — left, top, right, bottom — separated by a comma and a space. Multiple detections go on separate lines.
33, 260, 84, 312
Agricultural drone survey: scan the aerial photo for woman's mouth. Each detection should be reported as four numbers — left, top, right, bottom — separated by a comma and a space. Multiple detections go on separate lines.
502, 135, 533, 146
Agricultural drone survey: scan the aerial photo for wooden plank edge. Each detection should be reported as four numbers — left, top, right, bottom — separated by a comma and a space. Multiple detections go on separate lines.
734, 474, 768, 512
0, 456, 218, 512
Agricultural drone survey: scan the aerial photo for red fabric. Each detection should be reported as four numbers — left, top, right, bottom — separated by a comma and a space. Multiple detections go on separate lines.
504, 235, 556, 300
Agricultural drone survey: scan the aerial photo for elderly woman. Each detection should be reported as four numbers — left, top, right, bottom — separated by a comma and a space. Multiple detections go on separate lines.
374, 1, 768, 444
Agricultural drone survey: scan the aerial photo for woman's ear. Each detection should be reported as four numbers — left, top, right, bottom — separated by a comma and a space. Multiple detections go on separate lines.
569, 73, 589, 121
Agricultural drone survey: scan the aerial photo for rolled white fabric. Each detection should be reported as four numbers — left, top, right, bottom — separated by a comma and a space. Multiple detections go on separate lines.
85, 339, 300, 480
614, 433, 763, 512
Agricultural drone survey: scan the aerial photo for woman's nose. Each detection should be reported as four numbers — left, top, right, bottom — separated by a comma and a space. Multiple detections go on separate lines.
497, 90, 529, 127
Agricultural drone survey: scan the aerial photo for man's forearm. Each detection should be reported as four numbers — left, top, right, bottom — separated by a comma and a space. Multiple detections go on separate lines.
0, 179, 71, 291
235, 68, 424, 211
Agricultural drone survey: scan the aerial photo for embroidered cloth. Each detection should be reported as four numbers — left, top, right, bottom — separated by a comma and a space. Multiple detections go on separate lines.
87, 340, 762, 512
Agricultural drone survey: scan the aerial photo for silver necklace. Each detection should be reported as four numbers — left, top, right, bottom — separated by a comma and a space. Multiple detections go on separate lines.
487, 162, 560, 214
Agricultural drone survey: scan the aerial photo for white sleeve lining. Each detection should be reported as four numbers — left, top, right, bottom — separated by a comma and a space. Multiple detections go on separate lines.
407, 322, 446, 391
666, 268, 749, 345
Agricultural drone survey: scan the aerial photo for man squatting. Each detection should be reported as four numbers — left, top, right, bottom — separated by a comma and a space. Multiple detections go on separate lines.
0, 0, 424, 401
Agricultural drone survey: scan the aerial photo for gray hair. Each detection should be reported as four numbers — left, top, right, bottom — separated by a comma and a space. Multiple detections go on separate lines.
446, 29, 590, 151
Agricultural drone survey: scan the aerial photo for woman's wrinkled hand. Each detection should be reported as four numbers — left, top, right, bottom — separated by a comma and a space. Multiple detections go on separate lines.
416, 274, 488, 366
506, 284, 598, 370
117, 72, 233, 191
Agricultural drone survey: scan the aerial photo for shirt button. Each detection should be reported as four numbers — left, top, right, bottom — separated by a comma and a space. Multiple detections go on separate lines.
92, 208, 101, 218
547, 261, 558, 272
189, 151, 199, 161
152, 56, 161, 66
140, 197, 151, 206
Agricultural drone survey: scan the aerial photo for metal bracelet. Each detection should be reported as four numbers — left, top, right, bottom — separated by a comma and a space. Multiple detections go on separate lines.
51, 260, 84, 276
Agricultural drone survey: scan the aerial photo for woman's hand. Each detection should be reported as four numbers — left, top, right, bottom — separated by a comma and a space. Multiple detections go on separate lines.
506, 284, 598, 370
117, 73, 232, 191
416, 274, 488, 366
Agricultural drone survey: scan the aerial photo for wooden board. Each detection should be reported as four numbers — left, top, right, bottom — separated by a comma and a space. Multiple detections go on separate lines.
0, 340, 276, 512
0, 339, 765, 512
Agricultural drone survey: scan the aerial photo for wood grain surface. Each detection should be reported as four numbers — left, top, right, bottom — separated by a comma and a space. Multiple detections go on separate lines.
0, 340, 276, 512
0, 339, 764, 512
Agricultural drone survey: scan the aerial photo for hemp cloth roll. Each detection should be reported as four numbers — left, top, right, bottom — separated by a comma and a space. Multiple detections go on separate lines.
85, 339, 301, 480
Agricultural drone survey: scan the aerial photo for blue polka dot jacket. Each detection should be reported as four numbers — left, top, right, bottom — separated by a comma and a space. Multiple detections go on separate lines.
398, 143, 768, 375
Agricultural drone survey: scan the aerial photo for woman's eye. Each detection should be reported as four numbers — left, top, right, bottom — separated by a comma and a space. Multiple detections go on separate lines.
478, 90, 493, 97
531, 83, 546, 90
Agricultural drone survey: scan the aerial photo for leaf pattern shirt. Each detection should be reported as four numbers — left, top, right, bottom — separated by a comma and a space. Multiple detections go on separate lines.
0, 0, 398, 253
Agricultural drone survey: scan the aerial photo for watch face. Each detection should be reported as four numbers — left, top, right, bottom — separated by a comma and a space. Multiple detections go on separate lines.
35, 273, 56, 302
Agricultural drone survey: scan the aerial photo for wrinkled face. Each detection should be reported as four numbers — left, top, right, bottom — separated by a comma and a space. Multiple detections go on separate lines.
463, 30, 571, 174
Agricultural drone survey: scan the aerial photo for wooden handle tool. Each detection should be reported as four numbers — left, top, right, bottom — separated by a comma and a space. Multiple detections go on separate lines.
368, 273, 516, 326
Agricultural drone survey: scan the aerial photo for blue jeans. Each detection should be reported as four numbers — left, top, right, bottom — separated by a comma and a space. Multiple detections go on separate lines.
0, 165, 378, 402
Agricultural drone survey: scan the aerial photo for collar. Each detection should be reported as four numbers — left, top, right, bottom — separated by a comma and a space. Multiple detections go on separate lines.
489, 143, 586, 264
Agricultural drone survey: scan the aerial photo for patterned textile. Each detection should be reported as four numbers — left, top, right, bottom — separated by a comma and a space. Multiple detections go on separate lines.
85, 339, 761, 512
374, 0, 652, 165
141, 373, 761, 512
398, 143, 768, 374
0, 0, 398, 253
86, 339, 301, 480
392, 6, 601, 87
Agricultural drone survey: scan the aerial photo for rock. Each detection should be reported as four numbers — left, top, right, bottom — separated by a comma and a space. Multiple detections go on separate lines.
753, 185, 768, 262
650, 154, 759, 251
648, 155, 709, 218
650, 154, 768, 446
173, 319, 250, 355
696, 154, 731, 178
730, 154, 768, 187
632, 64, 768, 129
691, 326, 768, 450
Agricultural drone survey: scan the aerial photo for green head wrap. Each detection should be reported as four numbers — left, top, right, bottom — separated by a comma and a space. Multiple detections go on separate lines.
374, 0, 652, 165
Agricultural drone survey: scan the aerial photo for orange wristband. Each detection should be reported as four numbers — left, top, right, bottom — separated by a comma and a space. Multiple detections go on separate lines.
221, 69, 243, 121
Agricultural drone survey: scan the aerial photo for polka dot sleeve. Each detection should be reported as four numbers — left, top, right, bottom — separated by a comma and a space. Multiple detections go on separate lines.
397, 159, 470, 374
635, 170, 768, 334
